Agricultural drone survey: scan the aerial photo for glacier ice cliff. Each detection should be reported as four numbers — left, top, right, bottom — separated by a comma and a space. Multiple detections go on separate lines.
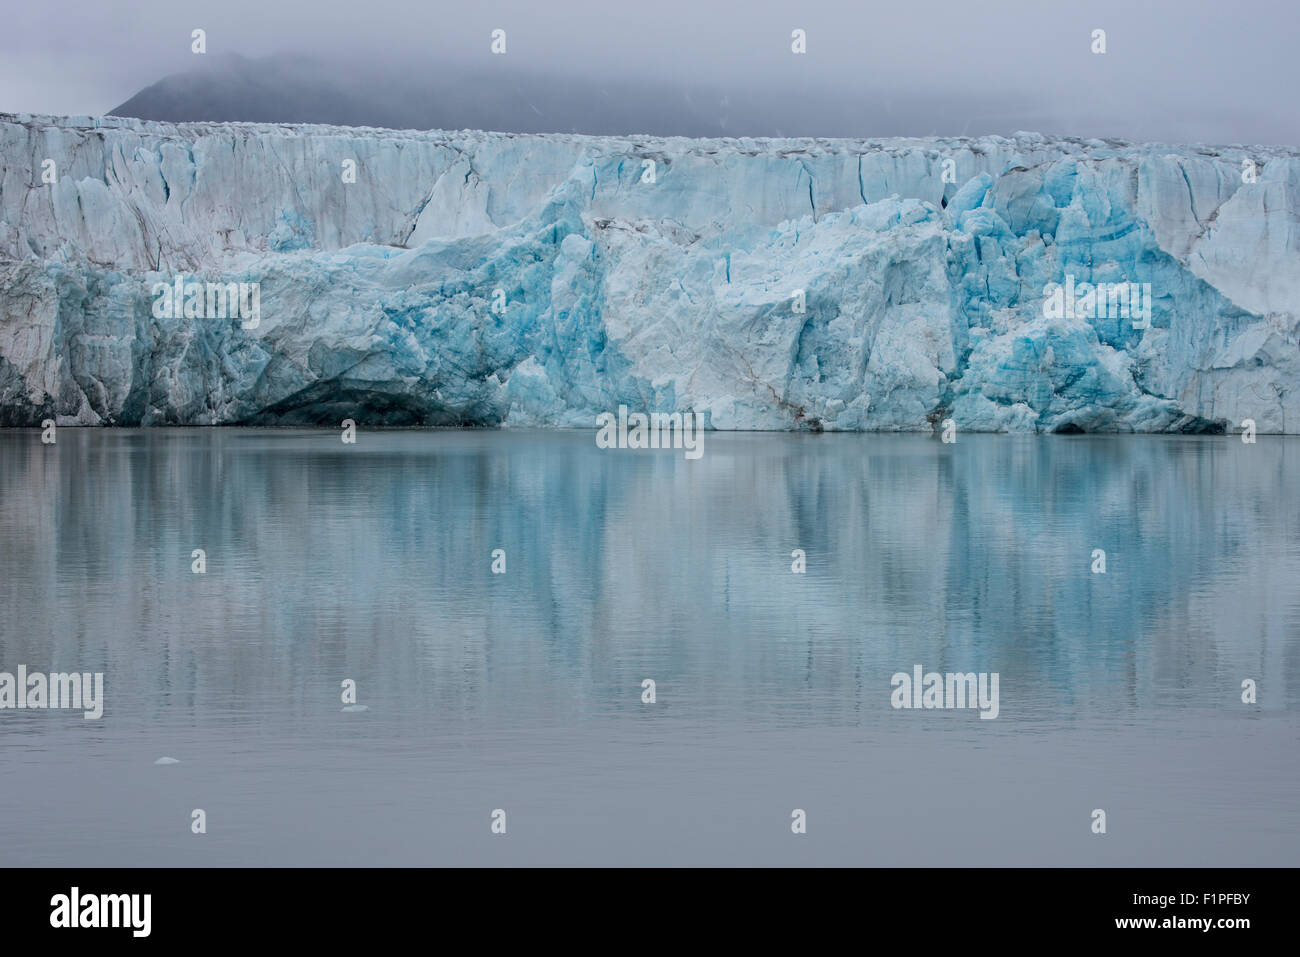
0, 113, 1297, 431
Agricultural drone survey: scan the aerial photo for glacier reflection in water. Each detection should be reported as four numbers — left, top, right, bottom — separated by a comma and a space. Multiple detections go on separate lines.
0, 429, 1297, 865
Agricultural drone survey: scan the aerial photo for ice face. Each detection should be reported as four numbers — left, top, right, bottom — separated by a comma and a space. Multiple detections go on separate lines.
1, 114, 1296, 431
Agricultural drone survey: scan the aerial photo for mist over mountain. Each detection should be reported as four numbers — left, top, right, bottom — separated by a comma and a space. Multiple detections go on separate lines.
0, 1, 1288, 144
109, 53, 1067, 139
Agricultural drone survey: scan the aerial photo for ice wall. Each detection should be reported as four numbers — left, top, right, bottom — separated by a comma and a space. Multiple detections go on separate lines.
1, 114, 1296, 430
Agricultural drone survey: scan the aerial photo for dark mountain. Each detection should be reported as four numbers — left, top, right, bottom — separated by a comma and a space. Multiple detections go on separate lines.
109, 53, 1052, 139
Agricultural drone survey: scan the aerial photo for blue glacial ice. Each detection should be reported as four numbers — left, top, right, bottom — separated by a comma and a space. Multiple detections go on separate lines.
1, 114, 1297, 431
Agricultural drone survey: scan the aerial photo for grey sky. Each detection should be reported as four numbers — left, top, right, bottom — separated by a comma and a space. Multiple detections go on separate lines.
2, 0, 1297, 144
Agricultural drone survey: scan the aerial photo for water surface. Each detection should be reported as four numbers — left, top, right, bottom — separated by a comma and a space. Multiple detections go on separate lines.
1, 429, 1297, 865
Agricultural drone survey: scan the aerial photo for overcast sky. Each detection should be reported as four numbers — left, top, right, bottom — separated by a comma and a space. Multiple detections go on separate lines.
3, 0, 1297, 144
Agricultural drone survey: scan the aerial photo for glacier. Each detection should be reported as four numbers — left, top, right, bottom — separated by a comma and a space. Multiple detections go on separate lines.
1, 113, 1297, 431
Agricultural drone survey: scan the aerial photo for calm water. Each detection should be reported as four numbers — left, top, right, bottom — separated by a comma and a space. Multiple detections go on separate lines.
1, 429, 1297, 866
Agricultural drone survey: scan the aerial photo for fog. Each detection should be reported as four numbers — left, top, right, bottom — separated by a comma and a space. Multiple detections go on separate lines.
2, 1, 1296, 143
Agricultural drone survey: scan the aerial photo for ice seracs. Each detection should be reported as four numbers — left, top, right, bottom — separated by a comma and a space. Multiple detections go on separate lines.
1, 115, 1297, 432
